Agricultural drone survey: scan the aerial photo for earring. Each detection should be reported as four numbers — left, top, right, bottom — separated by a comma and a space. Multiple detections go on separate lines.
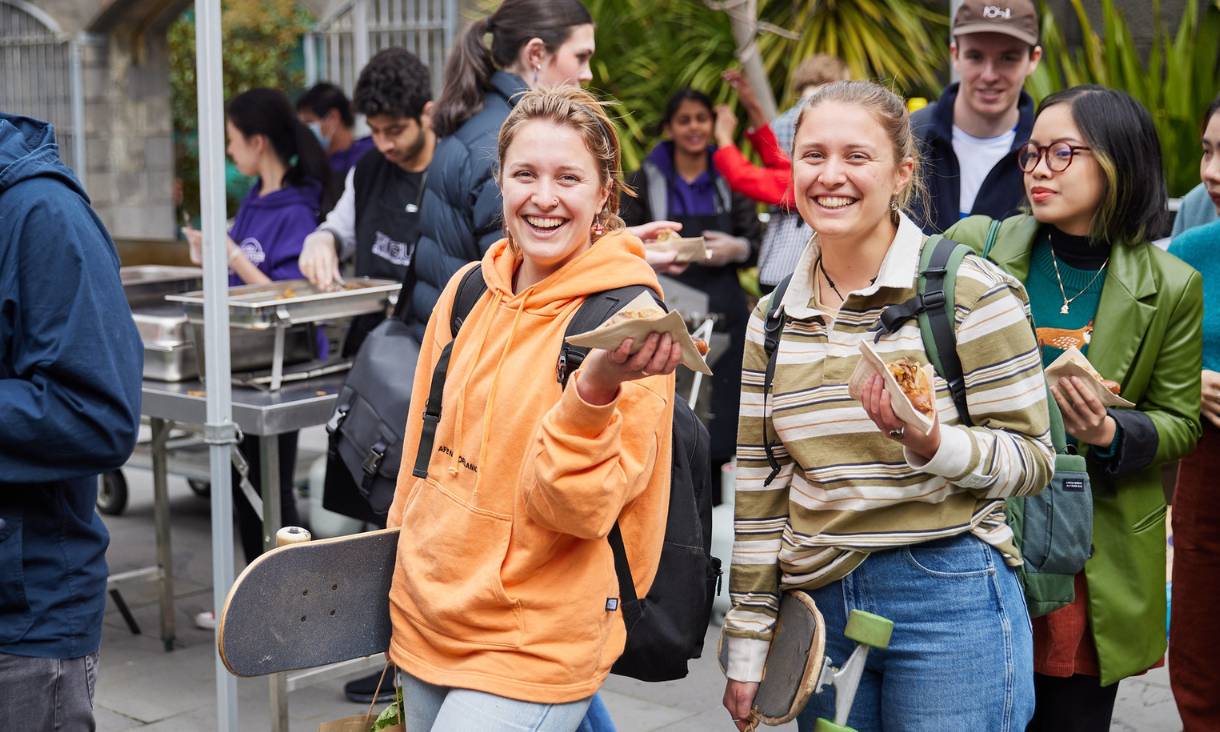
532, 65, 540, 86
591, 220, 606, 237
889, 197, 899, 212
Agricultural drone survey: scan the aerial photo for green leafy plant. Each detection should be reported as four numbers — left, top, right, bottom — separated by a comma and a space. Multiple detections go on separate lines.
168, 0, 313, 223
1028, 0, 1220, 197
584, 0, 948, 171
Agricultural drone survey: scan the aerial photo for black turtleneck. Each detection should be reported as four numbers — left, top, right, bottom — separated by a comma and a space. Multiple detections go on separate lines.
1046, 225, 1109, 270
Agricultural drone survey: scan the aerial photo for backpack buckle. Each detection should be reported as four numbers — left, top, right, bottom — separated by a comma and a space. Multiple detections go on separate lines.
325, 405, 349, 435
921, 290, 946, 310
556, 350, 569, 385
362, 443, 387, 476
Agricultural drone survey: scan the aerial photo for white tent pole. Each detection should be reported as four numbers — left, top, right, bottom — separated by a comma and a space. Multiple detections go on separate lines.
194, 1, 238, 730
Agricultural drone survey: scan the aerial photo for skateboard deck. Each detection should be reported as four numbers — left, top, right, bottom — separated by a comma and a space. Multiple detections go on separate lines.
751, 591, 827, 726
218, 527, 399, 677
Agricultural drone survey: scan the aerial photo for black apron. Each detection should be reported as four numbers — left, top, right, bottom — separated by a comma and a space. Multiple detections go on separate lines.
667, 210, 748, 468
342, 155, 425, 357
323, 155, 424, 525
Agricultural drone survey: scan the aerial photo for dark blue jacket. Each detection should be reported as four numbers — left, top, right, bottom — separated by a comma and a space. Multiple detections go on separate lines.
406, 71, 527, 340
0, 114, 143, 658
910, 82, 1035, 234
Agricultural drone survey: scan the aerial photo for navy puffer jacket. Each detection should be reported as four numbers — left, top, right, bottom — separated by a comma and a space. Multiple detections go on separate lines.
406, 71, 527, 340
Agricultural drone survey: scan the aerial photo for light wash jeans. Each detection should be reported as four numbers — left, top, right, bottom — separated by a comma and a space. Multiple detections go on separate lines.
398, 670, 593, 732
796, 533, 1035, 732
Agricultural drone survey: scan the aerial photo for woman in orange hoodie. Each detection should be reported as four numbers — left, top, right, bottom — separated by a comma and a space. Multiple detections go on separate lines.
385, 87, 682, 730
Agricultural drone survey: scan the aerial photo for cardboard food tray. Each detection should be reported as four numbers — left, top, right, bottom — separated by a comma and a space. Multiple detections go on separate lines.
564, 292, 713, 375
847, 340, 936, 435
1045, 346, 1134, 408
644, 234, 708, 263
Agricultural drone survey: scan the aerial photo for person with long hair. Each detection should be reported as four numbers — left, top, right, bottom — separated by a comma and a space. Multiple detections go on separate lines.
946, 85, 1203, 730
1167, 91, 1220, 731
403, 0, 597, 343
183, 89, 339, 631
720, 80, 1054, 731
386, 86, 679, 731
620, 88, 761, 494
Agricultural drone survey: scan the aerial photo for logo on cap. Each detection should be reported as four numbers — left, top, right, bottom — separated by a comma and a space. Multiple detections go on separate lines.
984, 5, 1012, 19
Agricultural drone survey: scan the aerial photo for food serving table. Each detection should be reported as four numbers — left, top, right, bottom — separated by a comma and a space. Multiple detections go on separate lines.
120, 374, 347, 729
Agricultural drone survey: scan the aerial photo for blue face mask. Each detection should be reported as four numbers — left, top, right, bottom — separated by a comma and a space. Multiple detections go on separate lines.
308, 121, 330, 149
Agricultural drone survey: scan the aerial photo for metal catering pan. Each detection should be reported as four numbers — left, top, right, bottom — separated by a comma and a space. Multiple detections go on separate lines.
166, 278, 400, 329
120, 266, 204, 308
132, 304, 192, 346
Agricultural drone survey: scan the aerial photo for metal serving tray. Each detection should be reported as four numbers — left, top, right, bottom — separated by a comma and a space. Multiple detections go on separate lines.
166, 278, 400, 330
186, 324, 317, 380
143, 341, 197, 382
121, 266, 204, 308
132, 304, 192, 345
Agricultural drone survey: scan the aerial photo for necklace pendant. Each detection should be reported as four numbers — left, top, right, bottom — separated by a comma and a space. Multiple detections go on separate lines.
1060, 303, 1070, 315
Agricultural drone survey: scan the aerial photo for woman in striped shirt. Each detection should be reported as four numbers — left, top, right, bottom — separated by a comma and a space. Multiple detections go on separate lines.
720, 80, 1054, 732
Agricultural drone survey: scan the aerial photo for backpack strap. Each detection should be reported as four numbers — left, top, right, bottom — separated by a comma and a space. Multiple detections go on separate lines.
411, 265, 487, 479
982, 218, 1003, 260
556, 285, 659, 386
760, 275, 793, 486
871, 235, 973, 425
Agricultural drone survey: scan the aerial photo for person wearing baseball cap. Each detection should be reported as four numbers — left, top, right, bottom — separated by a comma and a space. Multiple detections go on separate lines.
910, 0, 1042, 234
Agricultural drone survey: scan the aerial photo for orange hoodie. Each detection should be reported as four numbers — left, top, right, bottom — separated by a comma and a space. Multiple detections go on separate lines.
386, 231, 675, 703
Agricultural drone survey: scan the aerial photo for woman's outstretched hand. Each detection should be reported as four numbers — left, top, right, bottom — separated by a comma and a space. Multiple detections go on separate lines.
576, 332, 682, 405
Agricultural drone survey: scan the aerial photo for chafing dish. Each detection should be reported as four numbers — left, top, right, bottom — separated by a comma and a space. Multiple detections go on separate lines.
121, 266, 203, 308
166, 278, 400, 329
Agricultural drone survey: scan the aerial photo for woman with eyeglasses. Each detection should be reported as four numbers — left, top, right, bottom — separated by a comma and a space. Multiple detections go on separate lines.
946, 85, 1203, 731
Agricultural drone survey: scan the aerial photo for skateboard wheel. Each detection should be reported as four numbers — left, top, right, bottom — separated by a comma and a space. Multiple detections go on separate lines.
813, 719, 856, 732
844, 610, 893, 650
276, 526, 312, 547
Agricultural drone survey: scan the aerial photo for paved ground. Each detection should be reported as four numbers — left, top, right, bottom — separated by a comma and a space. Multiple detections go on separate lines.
95, 427, 1183, 731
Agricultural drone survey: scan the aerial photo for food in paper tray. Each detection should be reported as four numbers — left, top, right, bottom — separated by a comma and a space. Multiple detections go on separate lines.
694, 337, 710, 356
564, 292, 713, 375
643, 229, 708, 263
847, 341, 936, 435
1045, 346, 1134, 408
887, 357, 935, 417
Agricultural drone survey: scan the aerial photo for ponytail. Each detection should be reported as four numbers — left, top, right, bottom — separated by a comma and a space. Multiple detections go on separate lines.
433, 18, 496, 137
431, 0, 593, 138
288, 119, 340, 217
227, 87, 341, 220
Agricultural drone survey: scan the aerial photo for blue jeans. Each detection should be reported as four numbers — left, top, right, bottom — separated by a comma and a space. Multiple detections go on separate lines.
577, 693, 615, 731
398, 670, 593, 732
795, 534, 1034, 732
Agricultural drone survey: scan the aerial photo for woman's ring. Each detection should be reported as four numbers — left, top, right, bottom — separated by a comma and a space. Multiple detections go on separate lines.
887, 426, 905, 440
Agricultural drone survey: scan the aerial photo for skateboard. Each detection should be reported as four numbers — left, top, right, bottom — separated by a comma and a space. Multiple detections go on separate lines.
746, 591, 893, 732
218, 527, 399, 677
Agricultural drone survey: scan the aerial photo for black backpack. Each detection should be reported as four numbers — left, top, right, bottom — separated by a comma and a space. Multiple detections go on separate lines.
324, 288, 421, 522
412, 265, 722, 682
762, 235, 1092, 617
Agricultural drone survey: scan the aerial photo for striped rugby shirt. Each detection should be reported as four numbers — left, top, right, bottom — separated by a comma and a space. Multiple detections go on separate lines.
721, 214, 1054, 682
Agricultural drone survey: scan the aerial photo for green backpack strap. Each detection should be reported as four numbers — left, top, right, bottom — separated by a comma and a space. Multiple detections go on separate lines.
982, 218, 1003, 259
914, 235, 973, 425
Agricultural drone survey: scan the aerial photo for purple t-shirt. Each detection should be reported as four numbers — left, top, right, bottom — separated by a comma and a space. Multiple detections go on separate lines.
328, 137, 375, 174
645, 140, 720, 217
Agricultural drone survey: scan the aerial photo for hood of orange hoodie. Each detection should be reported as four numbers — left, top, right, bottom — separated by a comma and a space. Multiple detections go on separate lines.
480, 229, 662, 311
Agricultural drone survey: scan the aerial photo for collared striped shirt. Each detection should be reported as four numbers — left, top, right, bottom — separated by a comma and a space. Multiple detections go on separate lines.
721, 214, 1054, 682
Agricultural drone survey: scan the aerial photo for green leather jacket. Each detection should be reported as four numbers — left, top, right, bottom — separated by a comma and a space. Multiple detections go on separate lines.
946, 214, 1203, 685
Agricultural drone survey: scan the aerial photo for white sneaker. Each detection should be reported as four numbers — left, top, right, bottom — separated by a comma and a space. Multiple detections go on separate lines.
194, 610, 216, 630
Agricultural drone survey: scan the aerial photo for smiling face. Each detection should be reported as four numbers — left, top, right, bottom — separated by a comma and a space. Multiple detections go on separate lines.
1202, 110, 1220, 215
225, 120, 263, 177
791, 100, 913, 245
951, 32, 1040, 124
1023, 102, 1104, 236
500, 119, 609, 284
665, 99, 714, 157
535, 24, 595, 87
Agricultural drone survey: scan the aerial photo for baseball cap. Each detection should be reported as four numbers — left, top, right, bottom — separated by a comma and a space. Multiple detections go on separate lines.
953, 0, 1040, 46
